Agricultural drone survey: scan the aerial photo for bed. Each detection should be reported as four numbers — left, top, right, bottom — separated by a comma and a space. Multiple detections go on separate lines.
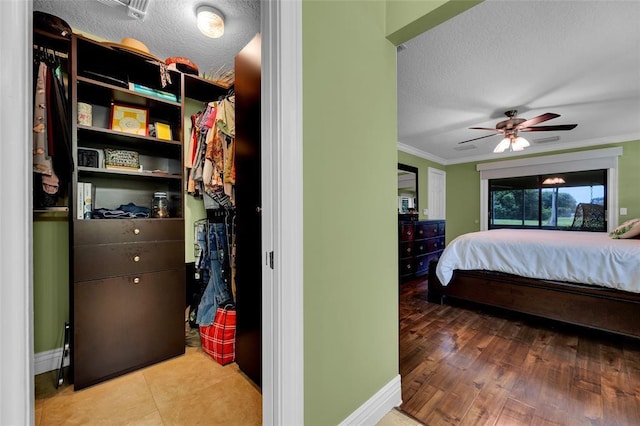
427, 229, 640, 339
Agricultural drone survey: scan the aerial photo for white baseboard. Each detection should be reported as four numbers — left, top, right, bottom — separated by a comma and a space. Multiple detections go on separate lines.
339, 374, 403, 426
34, 348, 69, 376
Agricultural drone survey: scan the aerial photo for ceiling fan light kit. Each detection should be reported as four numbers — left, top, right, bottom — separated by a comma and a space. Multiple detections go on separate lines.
460, 110, 577, 154
493, 135, 530, 153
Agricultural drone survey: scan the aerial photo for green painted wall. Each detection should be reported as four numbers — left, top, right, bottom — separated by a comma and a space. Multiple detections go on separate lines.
398, 151, 445, 220
616, 140, 640, 219
386, 0, 482, 45
303, 1, 398, 424
444, 140, 640, 243
33, 219, 69, 353
443, 161, 480, 242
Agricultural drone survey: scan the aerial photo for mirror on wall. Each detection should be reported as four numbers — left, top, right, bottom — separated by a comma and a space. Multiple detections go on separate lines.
398, 163, 418, 214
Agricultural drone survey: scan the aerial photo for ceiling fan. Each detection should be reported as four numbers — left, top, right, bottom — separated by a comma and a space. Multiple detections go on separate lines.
459, 110, 578, 153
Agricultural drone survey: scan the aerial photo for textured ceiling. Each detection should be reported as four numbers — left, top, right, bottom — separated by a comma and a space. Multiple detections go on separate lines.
33, 0, 260, 79
33, 0, 640, 165
397, 0, 640, 164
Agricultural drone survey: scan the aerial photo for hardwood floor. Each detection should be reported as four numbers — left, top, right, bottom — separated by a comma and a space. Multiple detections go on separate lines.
399, 278, 640, 425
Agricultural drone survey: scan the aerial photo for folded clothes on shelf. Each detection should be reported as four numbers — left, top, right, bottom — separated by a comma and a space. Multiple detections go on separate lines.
92, 202, 150, 219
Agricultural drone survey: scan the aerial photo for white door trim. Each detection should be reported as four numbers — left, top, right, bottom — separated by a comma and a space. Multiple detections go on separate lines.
1, 0, 34, 424
261, 0, 304, 425
3, 0, 304, 423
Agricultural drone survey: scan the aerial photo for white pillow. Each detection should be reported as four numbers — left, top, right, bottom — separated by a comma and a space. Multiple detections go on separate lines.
610, 218, 640, 239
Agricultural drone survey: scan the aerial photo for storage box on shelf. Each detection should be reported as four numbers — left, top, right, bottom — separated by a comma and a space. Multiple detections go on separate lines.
399, 219, 445, 282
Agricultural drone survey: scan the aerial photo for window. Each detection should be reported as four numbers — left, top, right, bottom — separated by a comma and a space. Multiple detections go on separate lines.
489, 169, 606, 231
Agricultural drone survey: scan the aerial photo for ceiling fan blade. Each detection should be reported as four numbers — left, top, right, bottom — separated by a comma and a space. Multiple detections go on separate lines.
469, 127, 503, 132
458, 133, 500, 144
516, 112, 560, 129
519, 124, 578, 132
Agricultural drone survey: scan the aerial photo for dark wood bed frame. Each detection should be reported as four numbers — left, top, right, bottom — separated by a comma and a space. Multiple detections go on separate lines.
427, 260, 640, 339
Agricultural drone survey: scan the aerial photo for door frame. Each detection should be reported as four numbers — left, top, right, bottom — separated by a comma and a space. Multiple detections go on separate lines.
261, 0, 304, 424
0, 0, 304, 424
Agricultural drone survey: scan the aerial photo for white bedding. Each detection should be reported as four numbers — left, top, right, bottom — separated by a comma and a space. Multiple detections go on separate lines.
435, 229, 640, 293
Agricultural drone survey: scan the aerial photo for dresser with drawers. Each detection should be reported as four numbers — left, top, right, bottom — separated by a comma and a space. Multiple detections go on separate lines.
72, 219, 185, 389
399, 219, 446, 281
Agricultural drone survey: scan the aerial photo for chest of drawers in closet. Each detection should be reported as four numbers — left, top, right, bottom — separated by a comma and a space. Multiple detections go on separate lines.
72, 219, 185, 389
399, 219, 445, 281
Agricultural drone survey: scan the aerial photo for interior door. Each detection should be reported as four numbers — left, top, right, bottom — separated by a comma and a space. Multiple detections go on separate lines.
234, 33, 262, 386
428, 167, 446, 219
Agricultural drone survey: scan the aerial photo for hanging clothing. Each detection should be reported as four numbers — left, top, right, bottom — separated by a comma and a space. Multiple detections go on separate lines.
188, 91, 237, 326
33, 52, 73, 207
33, 62, 54, 176
186, 95, 236, 207
195, 212, 236, 326
46, 63, 73, 184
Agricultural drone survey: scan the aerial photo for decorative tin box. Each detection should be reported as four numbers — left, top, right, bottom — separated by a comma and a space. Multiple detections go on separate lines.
104, 148, 140, 170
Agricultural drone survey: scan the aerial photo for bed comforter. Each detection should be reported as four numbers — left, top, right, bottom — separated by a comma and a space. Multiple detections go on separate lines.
435, 229, 640, 293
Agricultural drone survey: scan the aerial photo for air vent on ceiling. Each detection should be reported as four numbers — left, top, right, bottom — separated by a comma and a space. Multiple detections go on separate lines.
96, 0, 150, 20
533, 136, 560, 144
454, 144, 477, 151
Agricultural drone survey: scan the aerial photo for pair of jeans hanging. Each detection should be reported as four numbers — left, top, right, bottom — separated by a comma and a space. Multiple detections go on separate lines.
196, 216, 235, 326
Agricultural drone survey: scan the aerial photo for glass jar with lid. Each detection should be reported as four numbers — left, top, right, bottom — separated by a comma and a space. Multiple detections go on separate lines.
151, 192, 169, 218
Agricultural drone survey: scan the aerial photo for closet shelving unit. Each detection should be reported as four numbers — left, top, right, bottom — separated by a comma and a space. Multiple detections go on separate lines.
69, 34, 228, 389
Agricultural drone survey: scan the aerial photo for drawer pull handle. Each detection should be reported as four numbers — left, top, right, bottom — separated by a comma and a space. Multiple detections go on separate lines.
133, 255, 140, 262
133, 277, 140, 284
134, 228, 140, 235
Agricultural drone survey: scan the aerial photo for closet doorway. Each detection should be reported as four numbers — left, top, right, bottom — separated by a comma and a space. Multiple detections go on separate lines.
0, 1, 303, 424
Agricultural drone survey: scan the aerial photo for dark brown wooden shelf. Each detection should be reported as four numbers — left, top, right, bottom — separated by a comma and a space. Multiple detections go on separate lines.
76, 76, 182, 108
77, 125, 181, 146
77, 166, 181, 180
33, 206, 69, 214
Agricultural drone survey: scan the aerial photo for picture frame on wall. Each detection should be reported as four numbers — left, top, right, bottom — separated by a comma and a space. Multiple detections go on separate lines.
110, 103, 148, 136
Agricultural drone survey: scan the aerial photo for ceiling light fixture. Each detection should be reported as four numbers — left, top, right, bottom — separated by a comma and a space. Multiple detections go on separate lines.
542, 177, 566, 185
493, 135, 530, 153
197, 5, 225, 38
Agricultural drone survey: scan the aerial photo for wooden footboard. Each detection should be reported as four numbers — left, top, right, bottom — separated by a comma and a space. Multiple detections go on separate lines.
427, 260, 640, 339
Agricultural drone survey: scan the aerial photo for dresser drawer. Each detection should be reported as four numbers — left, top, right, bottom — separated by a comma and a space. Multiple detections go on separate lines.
74, 219, 184, 245
73, 268, 185, 389
74, 240, 185, 282
399, 257, 415, 276
399, 223, 416, 241
415, 252, 441, 276
399, 241, 415, 259
425, 236, 445, 253
415, 222, 440, 238
438, 221, 446, 235
414, 236, 444, 254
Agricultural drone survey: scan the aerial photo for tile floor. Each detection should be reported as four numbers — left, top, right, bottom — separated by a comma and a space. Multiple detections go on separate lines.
35, 328, 262, 425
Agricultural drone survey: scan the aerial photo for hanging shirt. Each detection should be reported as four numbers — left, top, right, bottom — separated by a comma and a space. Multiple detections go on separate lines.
33, 62, 54, 176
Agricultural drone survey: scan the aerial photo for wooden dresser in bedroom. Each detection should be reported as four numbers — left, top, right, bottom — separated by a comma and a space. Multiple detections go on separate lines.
399, 218, 445, 282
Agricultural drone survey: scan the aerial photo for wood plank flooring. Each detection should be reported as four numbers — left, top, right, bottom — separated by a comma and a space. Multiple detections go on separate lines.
399, 278, 640, 425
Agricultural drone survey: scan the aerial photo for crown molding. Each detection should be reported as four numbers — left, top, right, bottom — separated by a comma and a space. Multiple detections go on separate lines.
399, 132, 640, 167
397, 142, 447, 165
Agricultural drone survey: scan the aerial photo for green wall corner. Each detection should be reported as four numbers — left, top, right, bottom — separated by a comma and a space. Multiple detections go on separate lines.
386, 0, 483, 46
